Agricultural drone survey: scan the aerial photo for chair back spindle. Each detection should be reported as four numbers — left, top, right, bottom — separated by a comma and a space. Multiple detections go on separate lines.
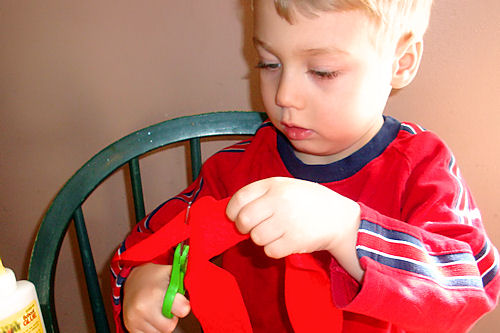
73, 207, 111, 332
128, 158, 146, 222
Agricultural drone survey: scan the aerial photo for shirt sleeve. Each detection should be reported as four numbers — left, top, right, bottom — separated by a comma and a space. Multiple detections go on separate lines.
337, 133, 500, 332
109, 161, 227, 332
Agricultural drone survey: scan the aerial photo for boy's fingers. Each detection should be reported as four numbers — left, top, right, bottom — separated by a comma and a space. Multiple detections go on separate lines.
144, 319, 175, 333
226, 178, 271, 222
151, 315, 179, 333
234, 194, 275, 234
171, 293, 191, 318
249, 217, 283, 246
145, 288, 189, 332
126, 312, 178, 333
263, 237, 292, 259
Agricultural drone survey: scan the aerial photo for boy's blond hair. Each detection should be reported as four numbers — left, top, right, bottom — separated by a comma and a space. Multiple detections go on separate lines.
273, 0, 433, 46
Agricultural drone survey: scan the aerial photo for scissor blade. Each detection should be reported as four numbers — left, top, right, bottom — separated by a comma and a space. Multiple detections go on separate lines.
180, 202, 192, 249
184, 201, 192, 225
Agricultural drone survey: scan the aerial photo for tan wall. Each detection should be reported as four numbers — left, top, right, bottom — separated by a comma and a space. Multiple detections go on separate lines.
0, 1, 498, 332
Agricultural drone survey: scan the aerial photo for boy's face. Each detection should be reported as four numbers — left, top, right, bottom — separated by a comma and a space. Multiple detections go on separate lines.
253, 0, 396, 164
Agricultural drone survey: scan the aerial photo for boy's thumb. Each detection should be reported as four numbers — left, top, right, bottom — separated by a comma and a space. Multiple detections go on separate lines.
172, 293, 191, 318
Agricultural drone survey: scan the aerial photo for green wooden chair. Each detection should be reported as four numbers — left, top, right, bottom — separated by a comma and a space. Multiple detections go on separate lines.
28, 111, 266, 333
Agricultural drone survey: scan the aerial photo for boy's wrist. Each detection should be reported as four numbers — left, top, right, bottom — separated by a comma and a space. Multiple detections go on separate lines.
326, 198, 360, 250
326, 200, 364, 282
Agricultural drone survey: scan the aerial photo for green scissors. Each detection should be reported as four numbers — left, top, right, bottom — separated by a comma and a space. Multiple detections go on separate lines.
162, 202, 191, 318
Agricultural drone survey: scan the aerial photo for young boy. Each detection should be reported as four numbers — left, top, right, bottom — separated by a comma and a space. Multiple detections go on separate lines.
111, 0, 500, 332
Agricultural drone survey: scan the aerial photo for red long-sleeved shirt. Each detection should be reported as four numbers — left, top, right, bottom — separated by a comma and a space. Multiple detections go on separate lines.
111, 116, 499, 332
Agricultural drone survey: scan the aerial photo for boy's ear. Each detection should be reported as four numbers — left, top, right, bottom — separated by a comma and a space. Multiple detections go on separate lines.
391, 34, 424, 89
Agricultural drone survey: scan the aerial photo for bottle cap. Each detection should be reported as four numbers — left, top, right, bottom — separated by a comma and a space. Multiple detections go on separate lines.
0, 257, 16, 297
0, 258, 6, 275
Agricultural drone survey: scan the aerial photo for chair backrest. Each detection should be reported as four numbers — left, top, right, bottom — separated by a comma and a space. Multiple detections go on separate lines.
28, 111, 266, 333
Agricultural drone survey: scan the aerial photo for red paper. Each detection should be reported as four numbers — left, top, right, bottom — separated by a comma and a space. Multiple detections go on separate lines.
184, 197, 252, 332
118, 196, 342, 332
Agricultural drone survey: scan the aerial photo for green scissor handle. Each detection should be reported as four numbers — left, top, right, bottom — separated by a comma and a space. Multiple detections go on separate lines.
162, 243, 189, 318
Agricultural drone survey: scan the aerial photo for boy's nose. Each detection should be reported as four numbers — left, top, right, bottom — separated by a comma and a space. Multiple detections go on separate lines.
275, 72, 305, 110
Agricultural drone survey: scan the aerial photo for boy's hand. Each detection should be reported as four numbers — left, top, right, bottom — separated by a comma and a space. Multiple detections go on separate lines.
123, 263, 191, 333
226, 177, 364, 281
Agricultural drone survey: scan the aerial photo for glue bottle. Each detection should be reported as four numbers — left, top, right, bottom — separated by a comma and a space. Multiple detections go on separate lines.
0, 258, 45, 332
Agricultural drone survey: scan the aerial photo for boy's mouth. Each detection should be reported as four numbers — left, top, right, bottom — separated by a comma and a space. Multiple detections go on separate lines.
282, 124, 313, 140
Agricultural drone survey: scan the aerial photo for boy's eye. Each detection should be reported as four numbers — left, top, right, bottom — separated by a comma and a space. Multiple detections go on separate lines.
256, 61, 281, 70
308, 69, 339, 80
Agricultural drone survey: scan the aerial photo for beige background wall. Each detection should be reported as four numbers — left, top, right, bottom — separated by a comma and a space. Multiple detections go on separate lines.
0, 1, 498, 332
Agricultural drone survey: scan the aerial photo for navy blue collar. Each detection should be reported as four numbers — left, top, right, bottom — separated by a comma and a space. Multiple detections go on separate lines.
277, 116, 401, 183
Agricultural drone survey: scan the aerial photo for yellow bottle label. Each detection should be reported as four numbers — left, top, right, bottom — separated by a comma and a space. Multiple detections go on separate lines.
0, 300, 44, 333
